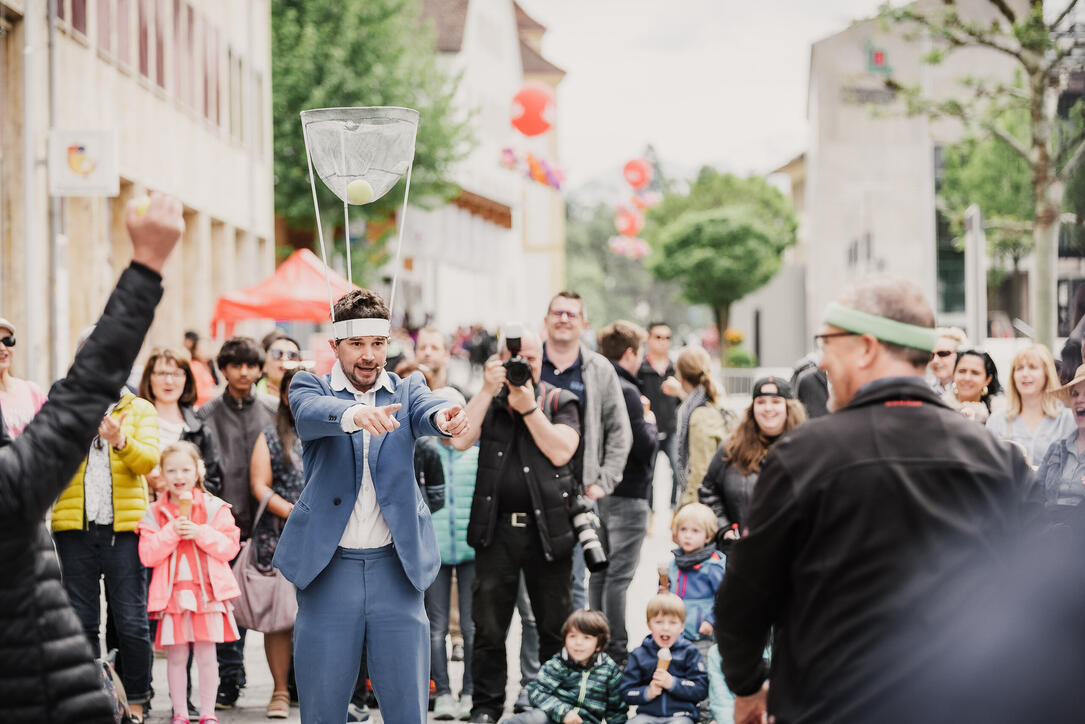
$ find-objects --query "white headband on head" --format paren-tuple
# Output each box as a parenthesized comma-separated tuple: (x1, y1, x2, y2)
(333, 318, 391, 340)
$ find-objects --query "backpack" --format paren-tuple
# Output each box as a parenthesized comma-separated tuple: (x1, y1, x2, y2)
(97, 649, 131, 724)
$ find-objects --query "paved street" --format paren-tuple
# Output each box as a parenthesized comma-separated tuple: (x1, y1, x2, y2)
(145, 457, 679, 723)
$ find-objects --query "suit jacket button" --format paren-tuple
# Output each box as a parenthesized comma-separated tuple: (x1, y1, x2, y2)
(329, 414, 337, 421)
(333, 498, 342, 505)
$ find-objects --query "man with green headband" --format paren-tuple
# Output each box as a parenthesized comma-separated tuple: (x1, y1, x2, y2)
(713, 276, 1038, 724)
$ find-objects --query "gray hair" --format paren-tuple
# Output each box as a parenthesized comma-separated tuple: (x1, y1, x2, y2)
(837, 276, 935, 367)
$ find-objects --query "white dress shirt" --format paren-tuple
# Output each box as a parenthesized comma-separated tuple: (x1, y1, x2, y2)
(332, 363, 395, 549)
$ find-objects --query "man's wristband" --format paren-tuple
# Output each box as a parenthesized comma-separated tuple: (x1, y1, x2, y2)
(519, 406, 538, 418)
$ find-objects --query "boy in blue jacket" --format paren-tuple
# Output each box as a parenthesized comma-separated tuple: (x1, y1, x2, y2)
(620, 593, 708, 723)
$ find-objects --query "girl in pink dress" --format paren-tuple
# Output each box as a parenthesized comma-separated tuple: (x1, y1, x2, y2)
(137, 441, 241, 724)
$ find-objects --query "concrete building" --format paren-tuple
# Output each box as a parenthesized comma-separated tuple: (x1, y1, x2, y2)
(0, 0, 273, 384)
(402, 0, 566, 332)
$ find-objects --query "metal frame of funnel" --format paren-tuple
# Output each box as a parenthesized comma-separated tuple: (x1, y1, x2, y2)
(300, 106, 419, 335)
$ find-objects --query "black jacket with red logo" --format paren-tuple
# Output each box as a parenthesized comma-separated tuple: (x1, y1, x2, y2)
(714, 377, 1038, 723)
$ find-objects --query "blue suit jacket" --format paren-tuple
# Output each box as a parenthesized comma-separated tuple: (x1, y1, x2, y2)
(273, 369, 448, 591)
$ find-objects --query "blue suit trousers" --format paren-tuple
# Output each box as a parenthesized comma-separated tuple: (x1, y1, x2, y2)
(294, 544, 429, 724)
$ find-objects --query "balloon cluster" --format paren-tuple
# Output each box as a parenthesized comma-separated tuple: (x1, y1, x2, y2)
(610, 158, 659, 260)
(501, 147, 564, 190)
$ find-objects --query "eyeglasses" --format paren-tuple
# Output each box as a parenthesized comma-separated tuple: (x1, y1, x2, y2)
(269, 348, 301, 361)
(0, 335, 14, 348)
(933, 350, 956, 358)
(814, 331, 858, 350)
(549, 310, 580, 320)
(151, 371, 187, 380)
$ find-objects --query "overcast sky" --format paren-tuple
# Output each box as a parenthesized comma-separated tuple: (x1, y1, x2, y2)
(516, 0, 888, 195)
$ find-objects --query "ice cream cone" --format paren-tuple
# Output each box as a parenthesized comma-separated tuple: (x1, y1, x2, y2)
(657, 647, 671, 672)
(657, 559, 670, 590)
(178, 491, 192, 518)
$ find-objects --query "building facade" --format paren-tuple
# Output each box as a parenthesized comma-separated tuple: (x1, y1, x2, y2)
(0, 0, 274, 384)
(401, 0, 565, 332)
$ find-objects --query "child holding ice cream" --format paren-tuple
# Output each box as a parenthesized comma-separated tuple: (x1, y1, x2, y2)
(505, 609, 626, 724)
(137, 441, 241, 724)
(620, 593, 708, 724)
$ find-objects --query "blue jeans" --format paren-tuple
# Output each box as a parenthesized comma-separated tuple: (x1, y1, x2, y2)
(628, 715, 695, 724)
(588, 496, 650, 662)
(425, 561, 476, 696)
(54, 527, 153, 705)
(571, 542, 587, 610)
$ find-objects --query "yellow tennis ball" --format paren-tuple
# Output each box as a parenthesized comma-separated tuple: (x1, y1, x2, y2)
(346, 179, 374, 205)
(135, 196, 151, 215)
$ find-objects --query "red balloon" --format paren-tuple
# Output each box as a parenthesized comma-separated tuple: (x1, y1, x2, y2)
(511, 83, 555, 137)
(623, 158, 652, 190)
(615, 204, 644, 237)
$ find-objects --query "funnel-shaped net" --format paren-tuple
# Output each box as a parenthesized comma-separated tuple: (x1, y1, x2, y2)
(301, 107, 419, 204)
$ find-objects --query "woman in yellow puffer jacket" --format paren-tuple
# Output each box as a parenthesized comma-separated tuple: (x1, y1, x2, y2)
(52, 388, 159, 723)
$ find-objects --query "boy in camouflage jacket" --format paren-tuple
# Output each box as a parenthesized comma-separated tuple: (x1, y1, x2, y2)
(508, 610, 627, 724)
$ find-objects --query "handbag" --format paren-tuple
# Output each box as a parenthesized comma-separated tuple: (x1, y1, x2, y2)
(231, 491, 298, 633)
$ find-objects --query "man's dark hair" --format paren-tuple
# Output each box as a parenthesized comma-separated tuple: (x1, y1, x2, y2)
(216, 336, 264, 370)
(598, 320, 647, 362)
(838, 276, 936, 368)
(647, 321, 670, 334)
(561, 609, 610, 652)
(333, 289, 390, 336)
(548, 290, 585, 319)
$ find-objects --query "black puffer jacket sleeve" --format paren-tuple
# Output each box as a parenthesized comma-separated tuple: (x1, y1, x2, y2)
(0, 263, 163, 522)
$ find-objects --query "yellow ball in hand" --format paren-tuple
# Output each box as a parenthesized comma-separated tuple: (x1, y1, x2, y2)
(135, 196, 151, 216)
(346, 179, 374, 205)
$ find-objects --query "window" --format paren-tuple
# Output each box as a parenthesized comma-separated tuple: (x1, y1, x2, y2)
(204, 23, 219, 124)
(97, 0, 112, 53)
(155, 0, 166, 88)
(71, 0, 87, 34)
(229, 50, 244, 142)
(172, 0, 184, 102)
(138, 0, 150, 78)
(116, 0, 130, 65)
(58, 0, 65, 20)
(253, 70, 264, 154)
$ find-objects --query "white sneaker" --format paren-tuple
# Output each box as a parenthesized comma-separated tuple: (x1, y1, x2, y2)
(457, 694, 473, 721)
(346, 702, 370, 722)
(434, 694, 458, 720)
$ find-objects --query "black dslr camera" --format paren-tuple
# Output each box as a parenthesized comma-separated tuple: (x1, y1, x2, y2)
(569, 495, 608, 572)
(503, 323, 533, 387)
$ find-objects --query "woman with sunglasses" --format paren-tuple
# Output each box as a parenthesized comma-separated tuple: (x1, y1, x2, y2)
(138, 348, 223, 496)
(986, 344, 1073, 468)
(928, 327, 968, 395)
(943, 349, 1002, 424)
(0, 318, 47, 438)
(256, 331, 302, 403)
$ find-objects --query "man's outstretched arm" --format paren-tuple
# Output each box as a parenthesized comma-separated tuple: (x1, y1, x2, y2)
(0, 193, 183, 522)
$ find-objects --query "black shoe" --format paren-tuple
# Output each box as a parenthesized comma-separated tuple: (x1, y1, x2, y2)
(215, 678, 241, 710)
(513, 687, 531, 713)
(451, 642, 465, 662)
(467, 714, 496, 723)
(187, 699, 199, 721)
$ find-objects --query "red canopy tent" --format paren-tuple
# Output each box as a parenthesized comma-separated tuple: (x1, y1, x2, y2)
(210, 248, 358, 337)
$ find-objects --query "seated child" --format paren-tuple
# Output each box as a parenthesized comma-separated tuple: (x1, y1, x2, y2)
(505, 609, 626, 724)
(620, 593, 708, 724)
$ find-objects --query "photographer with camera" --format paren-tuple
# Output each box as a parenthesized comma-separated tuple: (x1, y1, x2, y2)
(452, 326, 582, 724)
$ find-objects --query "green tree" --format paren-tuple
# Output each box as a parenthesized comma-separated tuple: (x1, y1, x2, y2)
(877, 1, 1085, 346)
(645, 168, 797, 343)
(272, 0, 474, 280)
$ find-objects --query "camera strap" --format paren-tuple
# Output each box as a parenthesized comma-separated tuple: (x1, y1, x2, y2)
(536, 382, 563, 421)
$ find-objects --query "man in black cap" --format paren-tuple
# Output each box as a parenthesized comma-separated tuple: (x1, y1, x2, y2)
(714, 275, 1038, 724)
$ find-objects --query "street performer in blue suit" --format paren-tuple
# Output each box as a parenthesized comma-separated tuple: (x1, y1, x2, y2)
(273, 288, 470, 724)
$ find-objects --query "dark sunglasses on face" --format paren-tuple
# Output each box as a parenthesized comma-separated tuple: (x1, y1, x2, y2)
(269, 348, 301, 361)
(933, 350, 956, 358)
(0, 336, 14, 348)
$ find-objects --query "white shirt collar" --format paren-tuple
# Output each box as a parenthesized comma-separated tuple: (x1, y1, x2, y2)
(330, 362, 393, 397)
